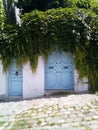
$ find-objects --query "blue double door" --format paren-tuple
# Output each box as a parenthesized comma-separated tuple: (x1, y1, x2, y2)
(8, 61, 23, 96)
(45, 51, 74, 90)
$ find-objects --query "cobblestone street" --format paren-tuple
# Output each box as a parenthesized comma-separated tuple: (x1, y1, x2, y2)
(0, 94, 98, 130)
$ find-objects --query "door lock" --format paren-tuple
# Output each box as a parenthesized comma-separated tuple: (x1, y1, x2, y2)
(15, 71, 18, 76)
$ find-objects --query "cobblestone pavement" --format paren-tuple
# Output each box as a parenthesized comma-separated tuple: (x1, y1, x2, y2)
(0, 94, 98, 130)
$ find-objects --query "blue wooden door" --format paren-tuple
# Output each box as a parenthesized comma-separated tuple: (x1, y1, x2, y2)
(58, 51, 74, 89)
(45, 51, 74, 90)
(8, 61, 23, 96)
(45, 51, 58, 89)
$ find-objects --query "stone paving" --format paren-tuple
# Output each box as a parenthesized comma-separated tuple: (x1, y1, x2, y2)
(0, 94, 98, 130)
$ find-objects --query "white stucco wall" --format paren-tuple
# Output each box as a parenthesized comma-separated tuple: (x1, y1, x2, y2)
(74, 69, 88, 92)
(23, 56, 45, 99)
(0, 61, 7, 98)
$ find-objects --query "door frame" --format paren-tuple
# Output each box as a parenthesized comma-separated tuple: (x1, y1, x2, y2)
(44, 51, 75, 90)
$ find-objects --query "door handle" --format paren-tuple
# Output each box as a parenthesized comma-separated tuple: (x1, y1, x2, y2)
(48, 67, 54, 69)
(63, 66, 68, 69)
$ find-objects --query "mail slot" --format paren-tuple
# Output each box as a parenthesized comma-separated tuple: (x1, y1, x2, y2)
(63, 66, 68, 69)
(48, 66, 54, 69)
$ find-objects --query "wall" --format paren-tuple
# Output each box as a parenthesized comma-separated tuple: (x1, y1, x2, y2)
(23, 56, 45, 98)
(74, 69, 88, 93)
(0, 61, 7, 98)
(0, 57, 89, 99)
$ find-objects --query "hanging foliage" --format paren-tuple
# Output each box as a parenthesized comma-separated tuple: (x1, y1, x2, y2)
(0, 0, 6, 28)
(0, 7, 98, 89)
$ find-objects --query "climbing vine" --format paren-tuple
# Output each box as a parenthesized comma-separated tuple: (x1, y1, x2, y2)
(0, 0, 6, 28)
(0, 7, 98, 89)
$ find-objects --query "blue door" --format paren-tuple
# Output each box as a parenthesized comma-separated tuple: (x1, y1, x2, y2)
(8, 61, 23, 96)
(45, 51, 74, 90)
(45, 51, 58, 89)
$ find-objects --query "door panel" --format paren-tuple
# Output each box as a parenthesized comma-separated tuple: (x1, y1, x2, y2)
(60, 51, 73, 63)
(45, 71, 58, 89)
(45, 51, 58, 89)
(8, 61, 23, 96)
(59, 70, 73, 89)
(59, 51, 74, 89)
(47, 51, 57, 64)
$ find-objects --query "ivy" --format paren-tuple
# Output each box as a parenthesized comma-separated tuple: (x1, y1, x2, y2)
(0, 7, 98, 89)
(0, 0, 6, 28)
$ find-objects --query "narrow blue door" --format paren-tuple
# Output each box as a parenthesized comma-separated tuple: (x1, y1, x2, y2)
(58, 51, 74, 90)
(45, 51, 58, 89)
(8, 61, 23, 96)
(45, 51, 74, 90)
